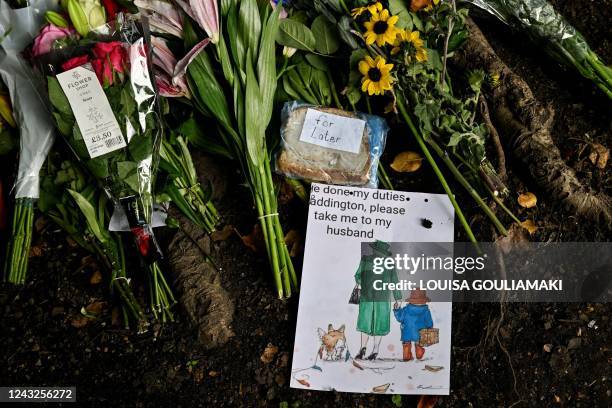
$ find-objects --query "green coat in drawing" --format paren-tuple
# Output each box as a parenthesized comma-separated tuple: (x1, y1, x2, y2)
(355, 254, 402, 336)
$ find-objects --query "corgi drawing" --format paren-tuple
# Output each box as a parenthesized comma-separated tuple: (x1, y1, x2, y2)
(317, 324, 347, 361)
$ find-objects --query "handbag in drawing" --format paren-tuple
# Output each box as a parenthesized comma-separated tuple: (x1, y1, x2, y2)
(418, 328, 439, 347)
(348, 285, 360, 304)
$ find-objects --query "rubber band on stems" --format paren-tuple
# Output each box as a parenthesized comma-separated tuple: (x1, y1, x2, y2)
(258, 212, 279, 220)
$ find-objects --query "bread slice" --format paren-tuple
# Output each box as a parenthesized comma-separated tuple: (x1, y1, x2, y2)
(277, 106, 371, 186)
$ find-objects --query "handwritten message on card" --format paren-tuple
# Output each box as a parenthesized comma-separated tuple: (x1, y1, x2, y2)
(299, 108, 366, 154)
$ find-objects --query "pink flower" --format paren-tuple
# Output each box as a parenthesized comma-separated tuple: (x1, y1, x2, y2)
(61, 55, 90, 71)
(151, 36, 190, 98)
(175, 0, 219, 43)
(32, 24, 74, 56)
(135, 0, 184, 38)
(91, 41, 128, 86)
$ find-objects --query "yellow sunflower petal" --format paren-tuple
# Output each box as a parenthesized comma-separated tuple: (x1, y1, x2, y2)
(358, 60, 371, 75)
(364, 21, 374, 30)
(368, 81, 377, 95)
(379, 9, 389, 20)
(362, 79, 370, 93)
(365, 33, 376, 45)
(388, 15, 399, 26)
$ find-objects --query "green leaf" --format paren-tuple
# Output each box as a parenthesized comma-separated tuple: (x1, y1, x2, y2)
(389, 0, 412, 30)
(305, 53, 329, 71)
(117, 161, 140, 193)
(244, 54, 263, 166)
(239, 0, 261, 67)
(311, 15, 339, 55)
(448, 132, 462, 147)
(257, 3, 280, 126)
(48, 76, 73, 117)
(0, 129, 15, 155)
(68, 189, 108, 243)
(276, 19, 315, 52)
(338, 16, 359, 49)
(128, 132, 152, 163)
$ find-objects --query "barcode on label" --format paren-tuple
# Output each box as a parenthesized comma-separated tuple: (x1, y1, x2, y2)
(105, 136, 124, 148)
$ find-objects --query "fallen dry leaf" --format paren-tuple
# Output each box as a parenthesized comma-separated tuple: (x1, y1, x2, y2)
(284, 229, 304, 257)
(70, 315, 89, 328)
(390, 151, 423, 173)
(589, 143, 609, 169)
(111, 307, 121, 326)
(543, 343, 553, 353)
(352, 360, 364, 370)
(296, 378, 310, 387)
(89, 270, 103, 285)
(210, 224, 234, 242)
(260, 343, 279, 364)
(85, 301, 107, 315)
(29, 244, 45, 258)
(239, 224, 265, 253)
(518, 192, 537, 208)
(417, 395, 439, 408)
(410, 0, 436, 12)
(520, 219, 537, 235)
(278, 180, 295, 204)
(496, 223, 530, 253)
(372, 383, 390, 393)
(423, 365, 444, 372)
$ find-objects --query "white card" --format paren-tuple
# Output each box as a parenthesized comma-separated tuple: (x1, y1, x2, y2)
(298, 108, 366, 154)
(291, 183, 455, 395)
(56, 64, 126, 158)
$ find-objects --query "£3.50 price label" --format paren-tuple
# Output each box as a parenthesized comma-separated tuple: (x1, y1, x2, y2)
(57, 64, 126, 158)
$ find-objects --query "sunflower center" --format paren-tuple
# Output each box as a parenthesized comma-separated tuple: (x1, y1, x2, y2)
(367, 68, 382, 82)
(373, 21, 389, 35)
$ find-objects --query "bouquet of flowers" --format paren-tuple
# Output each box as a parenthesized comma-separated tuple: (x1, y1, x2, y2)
(38, 15, 162, 261)
(1, 0, 57, 283)
(464, 0, 612, 99)
(32, 14, 175, 319)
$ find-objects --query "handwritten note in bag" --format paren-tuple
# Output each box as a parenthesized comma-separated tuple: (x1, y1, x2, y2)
(298, 108, 366, 154)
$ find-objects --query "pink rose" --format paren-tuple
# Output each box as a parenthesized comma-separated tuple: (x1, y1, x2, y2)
(32, 24, 73, 57)
(61, 55, 90, 71)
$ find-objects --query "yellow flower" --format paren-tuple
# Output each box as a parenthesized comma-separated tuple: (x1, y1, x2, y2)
(415, 47, 428, 62)
(359, 55, 394, 96)
(391, 30, 428, 63)
(351, 2, 383, 18)
(363, 9, 400, 46)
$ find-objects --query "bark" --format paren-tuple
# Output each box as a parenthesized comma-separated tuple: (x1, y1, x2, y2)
(455, 18, 612, 227)
(166, 153, 234, 349)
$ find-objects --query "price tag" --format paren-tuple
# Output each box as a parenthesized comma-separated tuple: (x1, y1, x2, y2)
(56, 64, 126, 158)
(298, 108, 366, 154)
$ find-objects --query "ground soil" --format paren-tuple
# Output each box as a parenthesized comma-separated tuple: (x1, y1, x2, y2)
(0, 1, 610, 407)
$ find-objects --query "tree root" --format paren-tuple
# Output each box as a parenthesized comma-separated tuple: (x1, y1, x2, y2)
(167, 218, 235, 349)
(455, 18, 612, 227)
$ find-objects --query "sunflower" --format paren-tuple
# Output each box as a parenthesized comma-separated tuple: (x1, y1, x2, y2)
(351, 1, 383, 18)
(391, 30, 428, 63)
(359, 55, 394, 95)
(363, 9, 400, 46)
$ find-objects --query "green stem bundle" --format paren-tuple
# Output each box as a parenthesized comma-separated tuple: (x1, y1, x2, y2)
(4, 198, 34, 284)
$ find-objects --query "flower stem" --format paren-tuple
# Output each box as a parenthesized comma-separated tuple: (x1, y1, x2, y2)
(396, 98, 478, 245)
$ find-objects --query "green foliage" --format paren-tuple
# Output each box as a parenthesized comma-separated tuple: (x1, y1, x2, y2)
(276, 18, 316, 52)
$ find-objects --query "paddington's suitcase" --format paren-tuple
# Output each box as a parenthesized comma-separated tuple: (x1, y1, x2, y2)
(418, 328, 439, 347)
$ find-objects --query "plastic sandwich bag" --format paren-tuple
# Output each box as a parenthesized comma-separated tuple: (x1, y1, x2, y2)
(275, 101, 389, 189)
